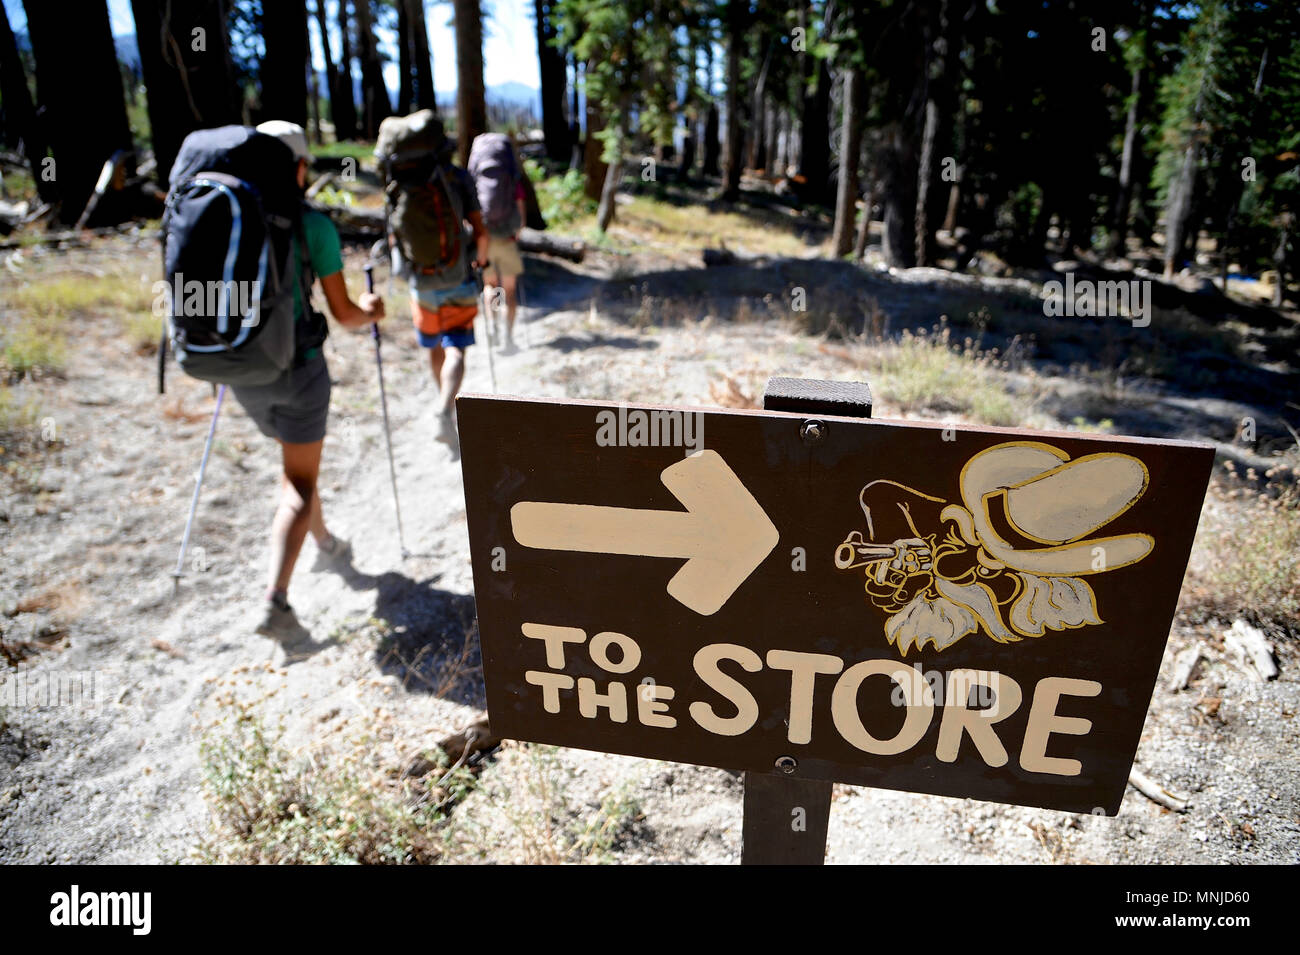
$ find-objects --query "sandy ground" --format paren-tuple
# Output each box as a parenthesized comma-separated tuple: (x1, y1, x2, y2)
(1, 240, 1297, 864)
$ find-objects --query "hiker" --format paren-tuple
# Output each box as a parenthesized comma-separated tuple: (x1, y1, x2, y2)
(468, 132, 527, 355)
(376, 111, 490, 451)
(211, 122, 385, 636)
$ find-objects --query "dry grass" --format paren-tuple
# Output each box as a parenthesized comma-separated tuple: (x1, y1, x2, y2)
(445, 742, 644, 864)
(862, 324, 1030, 427)
(196, 685, 473, 865)
(1182, 464, 1300, 634)
(609, 195, 813, 258)
(0, 271, 152, 380)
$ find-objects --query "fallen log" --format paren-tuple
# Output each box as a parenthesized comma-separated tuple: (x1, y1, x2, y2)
(320, 202, 585, 261)
(517, 228, 584, 262)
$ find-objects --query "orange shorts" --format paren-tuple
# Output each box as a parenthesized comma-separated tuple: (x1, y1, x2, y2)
(410, 276, 479, 336)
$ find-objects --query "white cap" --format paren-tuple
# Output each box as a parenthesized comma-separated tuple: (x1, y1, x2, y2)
(255, 120, 311, 163)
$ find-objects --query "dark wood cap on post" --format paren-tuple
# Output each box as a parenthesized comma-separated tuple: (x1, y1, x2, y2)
(762, 377, 873, 418)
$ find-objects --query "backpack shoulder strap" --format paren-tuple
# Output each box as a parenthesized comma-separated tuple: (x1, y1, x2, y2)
(295, 213, 317, 305)
(435, 163, 465, 224)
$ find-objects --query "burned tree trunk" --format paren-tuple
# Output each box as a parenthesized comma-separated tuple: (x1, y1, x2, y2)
(23, 0, 134, 224)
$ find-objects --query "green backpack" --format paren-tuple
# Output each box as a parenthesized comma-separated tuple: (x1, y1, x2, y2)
(375, 111, 463, 271)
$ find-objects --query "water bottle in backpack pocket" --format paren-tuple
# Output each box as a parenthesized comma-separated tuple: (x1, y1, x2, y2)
(163, 126, 305, 387)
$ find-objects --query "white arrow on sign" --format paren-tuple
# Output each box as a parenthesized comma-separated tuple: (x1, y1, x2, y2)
(510, 449, 779, 616)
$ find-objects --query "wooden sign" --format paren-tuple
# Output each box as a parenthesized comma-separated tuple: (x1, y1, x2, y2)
(457, 394, 1214, 815)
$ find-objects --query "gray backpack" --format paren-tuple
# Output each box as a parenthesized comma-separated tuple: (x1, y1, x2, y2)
(468, 132, 521, 236)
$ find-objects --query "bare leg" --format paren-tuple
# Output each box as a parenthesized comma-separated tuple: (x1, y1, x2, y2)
(501, 274, 518, 345)
(268, 439, 324, 596)
(428, 345, 445, 386)
(308, 487, 329, 543)
(437, 346, 466, 416)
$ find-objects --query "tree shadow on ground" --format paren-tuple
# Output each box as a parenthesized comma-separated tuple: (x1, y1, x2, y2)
(593, 257, 1299, 439)
(544, 332, 657, 353)
(516, 255, 602, 312)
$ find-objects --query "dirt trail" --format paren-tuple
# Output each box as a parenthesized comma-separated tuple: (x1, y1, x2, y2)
(1, 244, 1296, 864)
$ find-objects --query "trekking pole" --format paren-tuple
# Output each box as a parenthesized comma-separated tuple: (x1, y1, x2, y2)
(367, 264, 410, 559)
(172, 384, 226, 592)
(473, 264, 498, 394)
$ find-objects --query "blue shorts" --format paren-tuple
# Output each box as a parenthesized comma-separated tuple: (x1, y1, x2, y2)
(417, 327, 476, 350)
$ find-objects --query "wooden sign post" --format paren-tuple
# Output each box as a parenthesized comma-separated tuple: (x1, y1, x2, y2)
(739, 377, 874, 864)
(456, 378, 1214, 864)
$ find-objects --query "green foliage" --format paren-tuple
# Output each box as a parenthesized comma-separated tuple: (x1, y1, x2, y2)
(310, 141, 376, 164)
(526, 161, 595, 227)
(553, 0, 688, 160)
(1153, 0, 1300, 270)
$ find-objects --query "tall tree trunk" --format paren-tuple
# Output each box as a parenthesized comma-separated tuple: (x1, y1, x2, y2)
(397, 0, 414, 114)
(831, 67, 865, 256)
(307, 20, 322, 144)
(880, 122, 919, 268)
(129, 0, 239, 184)
(678, 117, 696, 181)
(1272, 216, 1291, 307)
(0, 0, 55, 201)
(535, 0, 570, 162)
(721, 0, 746, 201)
(261, 0, 309, 127)
(701, 42, 720, 177)
(355, 0, 392, 137)
(796, 4, 832, 206)
(764, 98, 779, 176)
(311, 1, 342, 141)
(914, 98, 940, 266)
(569, 54, 583, 169)
(749, 40, 771, 172)
(334, 0, 359, 139)
(854, 177, 877, 259)
(596, 124, 624, 232)
(1110, 36, 1147, 257)
(23, 0, 133, 223)
(453, 0, 487, 165)
(914, 0, 957, 267)
(582, 63, 607, 200)
(405, 0, 436, 111)
(1163, 118, 1204, 279)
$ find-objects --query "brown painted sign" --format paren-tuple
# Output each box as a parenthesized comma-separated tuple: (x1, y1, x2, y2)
(457, 394, 1214, 815)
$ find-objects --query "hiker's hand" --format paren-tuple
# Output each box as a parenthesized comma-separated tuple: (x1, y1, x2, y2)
(476, 235, 491, 271)
(359, 292, 385, 320)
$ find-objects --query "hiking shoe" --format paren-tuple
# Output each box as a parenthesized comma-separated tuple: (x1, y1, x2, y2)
(255, 598, 301, 639)
(499, 338, 518, 356)
(434, 410, 458, 451)
(312, 535, 352, 572)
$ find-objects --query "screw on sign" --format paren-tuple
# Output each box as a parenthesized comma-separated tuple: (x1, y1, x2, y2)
(455, 378, 1214, 864)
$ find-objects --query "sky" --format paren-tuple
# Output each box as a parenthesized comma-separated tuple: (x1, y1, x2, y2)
(5, 0, 543, 93)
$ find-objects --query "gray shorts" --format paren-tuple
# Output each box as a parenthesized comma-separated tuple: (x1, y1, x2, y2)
(230, 357, 332, 444)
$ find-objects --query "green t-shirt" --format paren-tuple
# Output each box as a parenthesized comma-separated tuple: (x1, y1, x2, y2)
(289, 210, 343, 361)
